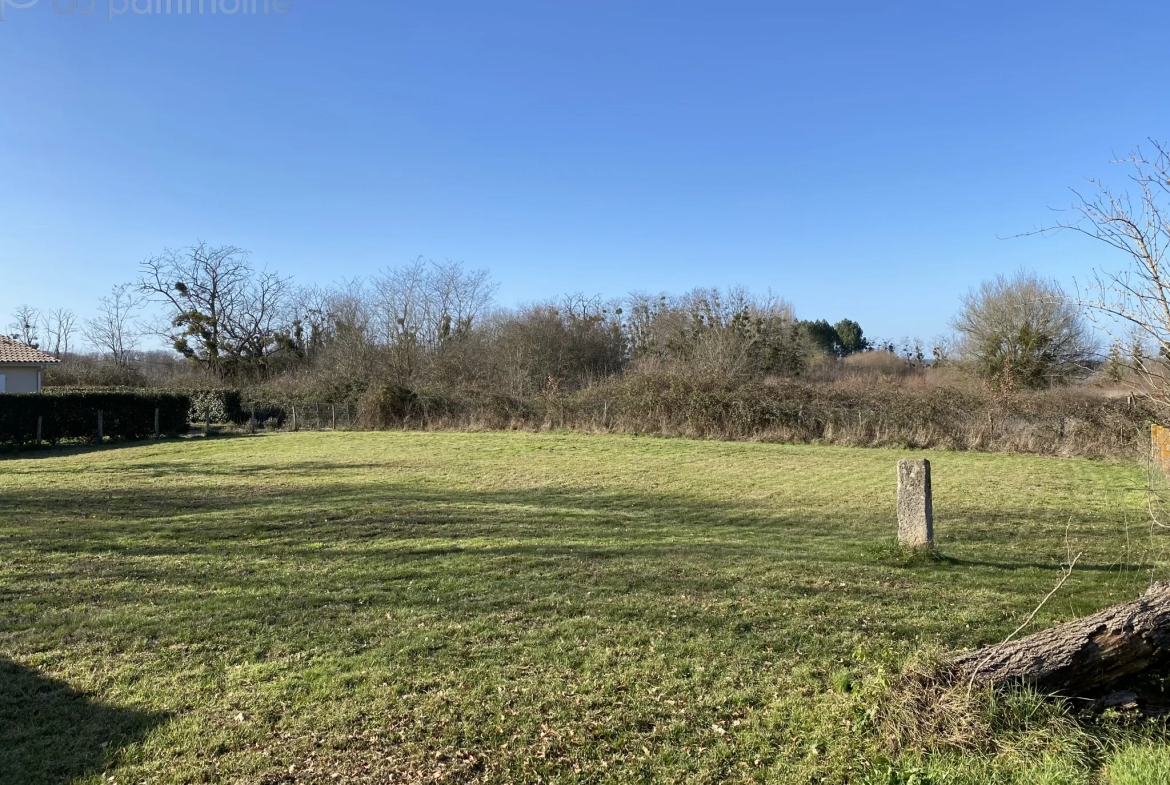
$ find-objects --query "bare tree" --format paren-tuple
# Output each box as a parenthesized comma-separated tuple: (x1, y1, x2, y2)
(288, 280, 378, 380)
(624, 287, 805, 379)
(1032, 141, 1170, 409)
(372, 258, 496, 381)
(951, 270, 1093, 390)
(40, 308, 77, 358)
(373, 259, 495, 348)
(427, 259, 496, 348)
(8, 304, 40, 346)
(373, 258, 428, 350)
(137, 242, 291, 379)
(84, 284, 141, 368)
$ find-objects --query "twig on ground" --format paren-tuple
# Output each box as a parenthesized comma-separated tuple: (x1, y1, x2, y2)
(965, 525, 1082, 695)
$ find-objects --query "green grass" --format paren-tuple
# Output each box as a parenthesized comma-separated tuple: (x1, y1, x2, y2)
(1, 432, 1168, 783)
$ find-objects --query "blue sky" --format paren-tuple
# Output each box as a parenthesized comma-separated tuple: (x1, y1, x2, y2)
(2, 0, 1168, 348)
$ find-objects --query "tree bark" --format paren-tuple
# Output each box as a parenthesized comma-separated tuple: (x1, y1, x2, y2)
(950, 582, 1170, 695)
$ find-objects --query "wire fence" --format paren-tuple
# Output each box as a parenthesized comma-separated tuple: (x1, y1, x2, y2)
(224, 402, 358, 434)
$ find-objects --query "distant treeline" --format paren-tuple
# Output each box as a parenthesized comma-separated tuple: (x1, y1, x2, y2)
(32, 247, 896, 398)
(11, 244, 1150, 459)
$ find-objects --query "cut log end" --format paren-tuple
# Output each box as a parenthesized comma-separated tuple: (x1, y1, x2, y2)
(948, 582, 1170, 696)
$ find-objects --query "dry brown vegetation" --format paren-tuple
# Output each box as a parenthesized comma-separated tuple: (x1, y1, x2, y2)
(330, 362, 1151, 460)
(26, 254, 1159, 461)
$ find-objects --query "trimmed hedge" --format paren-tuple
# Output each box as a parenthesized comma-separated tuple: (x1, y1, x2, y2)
(0, 391, 191, 446)
(47, 386, 244, 424)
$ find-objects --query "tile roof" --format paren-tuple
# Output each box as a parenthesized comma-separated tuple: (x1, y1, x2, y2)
(0, 335, 60, 364)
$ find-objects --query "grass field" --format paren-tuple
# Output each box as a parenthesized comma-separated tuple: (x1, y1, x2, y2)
(2, 432, 1170, 784)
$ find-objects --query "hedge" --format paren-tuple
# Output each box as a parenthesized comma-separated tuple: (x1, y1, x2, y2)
(186, 388, 243, 423)
(47, 386, 244, 424)
(0, 391, 192, 446)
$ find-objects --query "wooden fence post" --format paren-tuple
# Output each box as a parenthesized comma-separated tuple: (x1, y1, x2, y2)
(292, 406, 298, 432)
(204, 411, 211, 436)
(249, 405, 256, 434)
(332, 405, 337, 430)
(36, 416, 42, 445)
(154, 408, 160, 439)
(97, 410, 103, 442)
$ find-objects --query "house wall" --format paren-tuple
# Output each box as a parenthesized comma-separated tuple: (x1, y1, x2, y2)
(0, 366, 42, 393)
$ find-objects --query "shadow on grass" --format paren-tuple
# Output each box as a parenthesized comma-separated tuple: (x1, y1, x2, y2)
(0, 431, 265, 462)
(861, 540, 1149, 573)
(0, 477, 1148, 571)
(0, 464, 1161, 680)
(938, 555, 1148, 572)
(0, 440, 170, 461)
(0, 659, 166, 785)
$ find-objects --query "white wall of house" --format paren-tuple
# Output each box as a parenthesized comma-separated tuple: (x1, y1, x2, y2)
(0, 366, 43, 393)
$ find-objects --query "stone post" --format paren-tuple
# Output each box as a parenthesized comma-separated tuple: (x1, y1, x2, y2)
(897, 459, 934, 549)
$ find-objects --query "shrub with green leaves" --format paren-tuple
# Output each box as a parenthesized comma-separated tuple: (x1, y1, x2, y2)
(188, 391, 229, 425)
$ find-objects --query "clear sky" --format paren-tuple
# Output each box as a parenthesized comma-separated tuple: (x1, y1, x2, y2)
(2, 0, 1168, 348)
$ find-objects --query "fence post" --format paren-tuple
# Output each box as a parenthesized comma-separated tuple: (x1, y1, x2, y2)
(332, 404, 337, 430)
(36, 416, 42, 445)
(97, 410, 103, 442)
(154, 408, 160, 439)
(292, 406, 298, 432)
(249, 404, 256, 435)
(204, 411, 211, 436)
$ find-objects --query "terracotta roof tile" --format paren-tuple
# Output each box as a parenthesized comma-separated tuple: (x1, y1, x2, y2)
(0, 335, 60, 364)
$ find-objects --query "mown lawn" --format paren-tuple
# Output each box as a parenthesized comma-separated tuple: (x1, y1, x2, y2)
(1, 432, 1169, 784)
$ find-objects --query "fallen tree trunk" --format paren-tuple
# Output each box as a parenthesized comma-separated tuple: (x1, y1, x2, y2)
(950, 581, 1170, 695)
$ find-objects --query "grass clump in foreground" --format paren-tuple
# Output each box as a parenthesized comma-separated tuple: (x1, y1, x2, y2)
(1, 431, 1169, 784)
